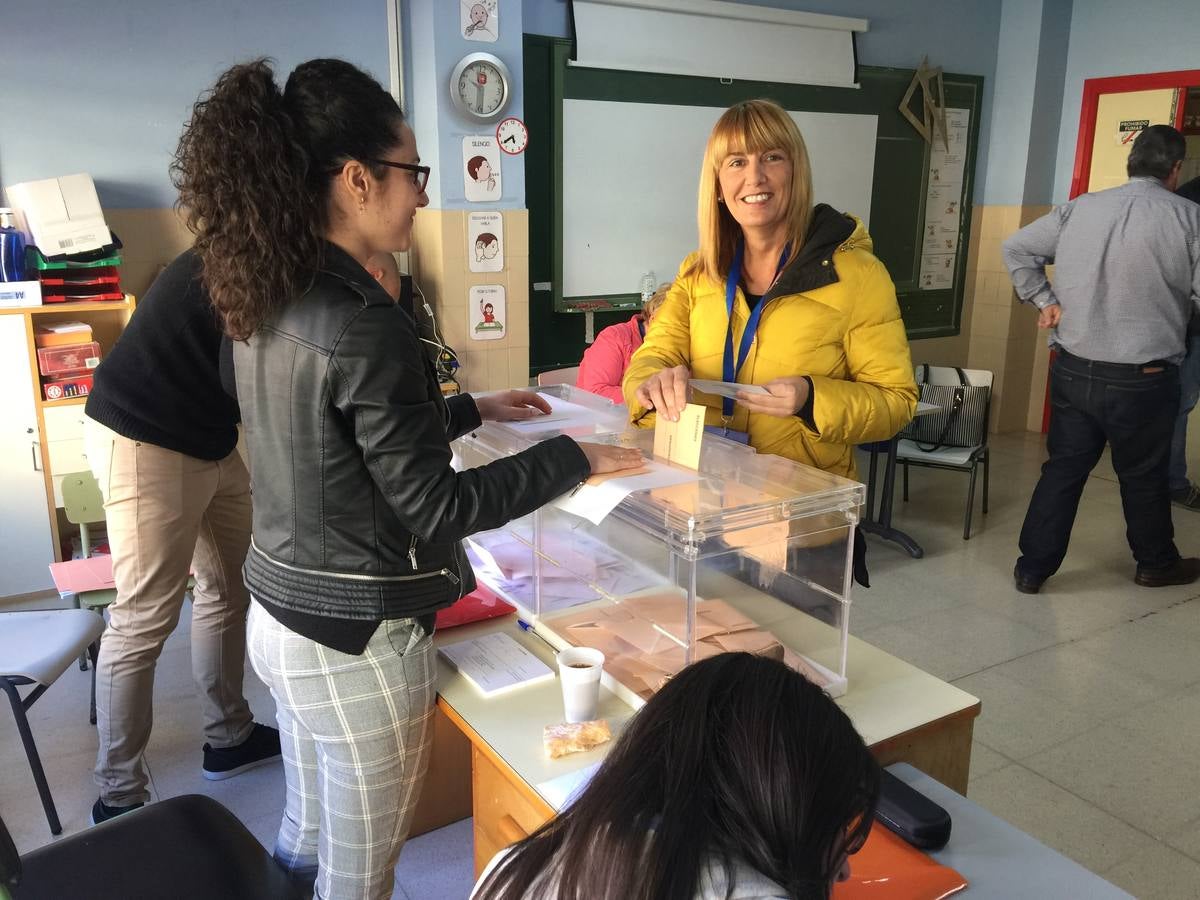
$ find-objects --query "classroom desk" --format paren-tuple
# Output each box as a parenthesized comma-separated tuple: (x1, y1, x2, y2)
(432, 614, 980, 877)
(860, 400, 939, 559)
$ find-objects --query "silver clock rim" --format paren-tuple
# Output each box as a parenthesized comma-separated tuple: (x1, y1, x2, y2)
(449, 52, 512, 122)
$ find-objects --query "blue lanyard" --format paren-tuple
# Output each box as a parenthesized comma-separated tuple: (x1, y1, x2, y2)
(722, 242, 790, 418)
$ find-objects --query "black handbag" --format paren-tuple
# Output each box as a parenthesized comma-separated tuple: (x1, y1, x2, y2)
(899, 365, 988, 452)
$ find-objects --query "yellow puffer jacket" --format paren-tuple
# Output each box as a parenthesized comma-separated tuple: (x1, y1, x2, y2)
(622, 207, 917, 482)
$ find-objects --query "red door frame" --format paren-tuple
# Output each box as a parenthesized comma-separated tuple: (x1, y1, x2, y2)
(1042, 68, 1200, 432)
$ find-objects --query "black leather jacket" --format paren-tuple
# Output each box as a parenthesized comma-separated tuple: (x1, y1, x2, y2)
(234, 244, 590, 621)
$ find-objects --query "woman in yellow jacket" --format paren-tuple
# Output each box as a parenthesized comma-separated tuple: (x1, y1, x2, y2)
(623, 99, 916, 583)
(624, 99, 916, 478)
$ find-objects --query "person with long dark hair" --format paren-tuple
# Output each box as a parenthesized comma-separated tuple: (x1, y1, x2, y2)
(473, 652, 880, 900)
(171, 57, 642, 899)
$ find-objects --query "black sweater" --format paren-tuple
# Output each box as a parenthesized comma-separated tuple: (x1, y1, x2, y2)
(85, 249, 239, 459)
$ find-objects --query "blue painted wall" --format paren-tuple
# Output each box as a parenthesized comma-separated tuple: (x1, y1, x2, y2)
(409, 0, 527, 210)
(1052, 0, 1200, 202)
(1, 0, 390, 209)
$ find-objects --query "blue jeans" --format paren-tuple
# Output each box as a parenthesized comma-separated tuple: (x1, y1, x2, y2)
(1168, 333, 1200, 492)
(1018, 352, 1180, 579)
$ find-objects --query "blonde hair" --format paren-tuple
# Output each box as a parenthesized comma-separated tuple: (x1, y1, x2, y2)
(689, 99, 814, 285)
(643, 282, 671, 320)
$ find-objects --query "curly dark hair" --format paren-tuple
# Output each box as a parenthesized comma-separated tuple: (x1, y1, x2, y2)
(171, 58, 404, 339)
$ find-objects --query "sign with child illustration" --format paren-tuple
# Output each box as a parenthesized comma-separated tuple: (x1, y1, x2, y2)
(468, 212, 504, 273)
(469, 284, 506, 341)
(462, 136, 502, 202)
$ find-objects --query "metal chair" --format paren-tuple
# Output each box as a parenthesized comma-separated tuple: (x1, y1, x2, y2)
(0, 794, 303, 899)
(536, 365, 581, 387)
(60, 471, 106, 671)
(0, 610, 104, 836)
(897, 367, 993, 540)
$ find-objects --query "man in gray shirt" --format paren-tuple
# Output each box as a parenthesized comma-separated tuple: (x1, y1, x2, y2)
(1003, 125, 1200, 594)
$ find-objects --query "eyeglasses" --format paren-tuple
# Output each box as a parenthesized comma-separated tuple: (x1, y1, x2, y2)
(326, 159, 430, 193)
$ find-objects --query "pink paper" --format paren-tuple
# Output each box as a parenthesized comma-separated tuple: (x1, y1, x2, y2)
(48, 555, 115, 594)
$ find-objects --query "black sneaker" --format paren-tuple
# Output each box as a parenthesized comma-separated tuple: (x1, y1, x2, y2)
(90, 797, 143, 826)
(1171, 483, 1200, 511)
(202, 723, 282, 781)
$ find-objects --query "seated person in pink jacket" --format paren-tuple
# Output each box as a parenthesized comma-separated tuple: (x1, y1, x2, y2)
(576, 284, 668, 403)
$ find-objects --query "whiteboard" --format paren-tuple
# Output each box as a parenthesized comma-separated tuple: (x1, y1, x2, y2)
(562, 100, 878, 299)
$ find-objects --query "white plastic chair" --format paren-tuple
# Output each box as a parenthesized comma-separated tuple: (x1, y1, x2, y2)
(897, 366, 993, 540)
(0, 610, 105, 836)
(536, 366, 580, 387)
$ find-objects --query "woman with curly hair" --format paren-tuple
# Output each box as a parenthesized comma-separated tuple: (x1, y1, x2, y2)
(172, 57, 642, 899)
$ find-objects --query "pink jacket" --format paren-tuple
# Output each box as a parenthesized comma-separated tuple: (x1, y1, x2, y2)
(575, 315, 644, 404)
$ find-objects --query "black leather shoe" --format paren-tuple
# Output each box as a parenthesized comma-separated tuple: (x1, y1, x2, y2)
(1013, 565, 1044, 595)
(1134, 557, 1200, 588)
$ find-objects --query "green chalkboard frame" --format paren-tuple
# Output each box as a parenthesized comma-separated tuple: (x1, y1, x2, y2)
(528, 35, 982, 346)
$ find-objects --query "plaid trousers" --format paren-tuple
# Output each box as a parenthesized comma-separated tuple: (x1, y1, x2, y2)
(247, 600, 436, 900)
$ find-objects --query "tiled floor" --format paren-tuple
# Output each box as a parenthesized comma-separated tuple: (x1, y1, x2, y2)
(3, 429, 1199, 898)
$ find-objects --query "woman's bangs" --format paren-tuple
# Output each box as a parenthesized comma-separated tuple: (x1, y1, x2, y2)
(710, 105, 798, 165)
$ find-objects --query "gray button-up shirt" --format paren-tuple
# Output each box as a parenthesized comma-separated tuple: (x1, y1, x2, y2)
(1002, 176, 1200, 364)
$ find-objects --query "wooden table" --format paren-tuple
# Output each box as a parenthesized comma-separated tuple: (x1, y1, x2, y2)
(422, 614, 980, 878)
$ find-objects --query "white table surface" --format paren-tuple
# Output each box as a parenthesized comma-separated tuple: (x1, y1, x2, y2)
(435, 613, 979, 809)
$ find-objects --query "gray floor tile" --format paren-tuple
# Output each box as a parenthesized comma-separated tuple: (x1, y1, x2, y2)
(967, 763, 1159, 876)
(1106, 689, 1200, 763)
(396, 817, 475, 900)
(1102, 842, 1200, 900)
(1023, 722, 1200, 837)
(967, 740, 1010, 783)
(1068, 617, 1200, 690)
(953, 668, 1098, 759)
(981, 642, 1161, 724)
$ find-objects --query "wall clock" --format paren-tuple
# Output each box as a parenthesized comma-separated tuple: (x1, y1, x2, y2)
(496, 117, 529, 155)
(450, 52, 511, 121)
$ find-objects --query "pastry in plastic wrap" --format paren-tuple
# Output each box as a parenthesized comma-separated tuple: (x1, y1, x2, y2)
(543, 719, 612, 758)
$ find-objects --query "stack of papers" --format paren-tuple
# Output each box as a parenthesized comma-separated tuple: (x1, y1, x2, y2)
(438, 632, 555, 697)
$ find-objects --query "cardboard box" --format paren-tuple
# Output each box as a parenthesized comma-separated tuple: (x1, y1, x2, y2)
(43, 374, 93, 401)
(35, 321, 93, 348)
(6, 174, 111, 257)
(0, 280, 42, 308)
(37, 341, 101, 378)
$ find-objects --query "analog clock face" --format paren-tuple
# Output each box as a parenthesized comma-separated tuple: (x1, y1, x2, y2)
(496, 117, 529, 155)
(457, 61, 506, 117)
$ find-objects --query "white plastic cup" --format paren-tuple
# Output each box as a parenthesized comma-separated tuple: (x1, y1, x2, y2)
(556, 647, 605, 723)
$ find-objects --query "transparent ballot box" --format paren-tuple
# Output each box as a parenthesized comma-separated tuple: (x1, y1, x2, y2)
(454, 401, 863, 705)
(470, 383, 629, 450)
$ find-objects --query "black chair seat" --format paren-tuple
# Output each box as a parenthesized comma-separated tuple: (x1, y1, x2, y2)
(10, 795, 301, 900)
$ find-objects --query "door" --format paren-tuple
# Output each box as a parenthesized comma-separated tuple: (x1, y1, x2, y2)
(0, 314, 55, 595)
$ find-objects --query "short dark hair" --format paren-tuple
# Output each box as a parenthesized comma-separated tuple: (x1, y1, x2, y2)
(1127, 125, 1186, 180)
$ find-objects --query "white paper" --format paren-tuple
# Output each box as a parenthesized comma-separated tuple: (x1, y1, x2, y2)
(468, 211, 504, 273)
(438, 632, 554, 696)
(537, 762, 601, 811)
(919, 108, 970, 291)
(503, 395, 616, 433)
(554, 461, 701, 526)
(688, 379, 770, 400)
(463, 136, 502, 202)
(461, 0, 498, 41)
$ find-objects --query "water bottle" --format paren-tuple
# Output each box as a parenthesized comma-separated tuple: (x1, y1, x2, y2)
(0, 209, 26, 282)
(640, 271, 656, 305)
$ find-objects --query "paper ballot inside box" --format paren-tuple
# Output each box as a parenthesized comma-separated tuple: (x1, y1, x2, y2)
(6, 174, 111, 256)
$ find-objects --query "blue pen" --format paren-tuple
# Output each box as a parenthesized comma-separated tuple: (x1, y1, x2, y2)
(516, 618, 534, 632)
